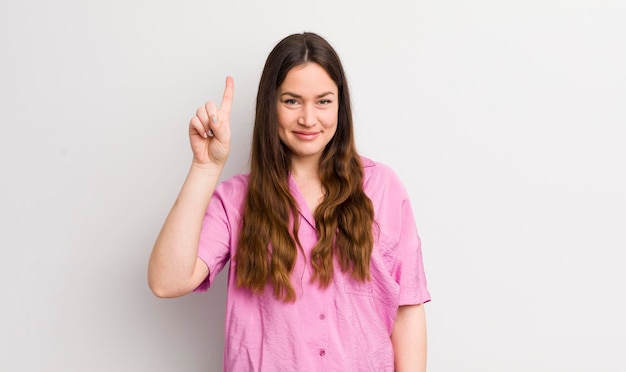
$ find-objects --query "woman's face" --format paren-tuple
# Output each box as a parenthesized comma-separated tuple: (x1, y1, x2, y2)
(276, 62, 339, 163)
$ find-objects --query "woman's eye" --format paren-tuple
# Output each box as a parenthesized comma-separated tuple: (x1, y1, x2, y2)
(318, 99, 332, 105)
(284, 99, 298, 105)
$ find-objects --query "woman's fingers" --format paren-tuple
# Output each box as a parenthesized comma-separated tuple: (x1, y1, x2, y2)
(193, 106, 210, 138)
(189, 77, 234, 139)
(190, 100, 218, 139)
(219, 76, 234, 114)
(204, 101, 218, 137)
(187, 77, 234, 162)
(190, 115, 208, 139)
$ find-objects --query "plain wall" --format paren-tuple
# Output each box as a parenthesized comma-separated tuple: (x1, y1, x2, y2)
(1, 0, 625, 371)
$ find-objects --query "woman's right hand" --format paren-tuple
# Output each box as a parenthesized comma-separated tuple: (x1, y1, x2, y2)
(188, 76, 234, 167)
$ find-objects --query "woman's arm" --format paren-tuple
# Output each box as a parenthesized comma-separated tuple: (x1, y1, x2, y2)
(147, 77, 234, 298)
(148, 164, 222, 298)
(391, 303, 427, 372)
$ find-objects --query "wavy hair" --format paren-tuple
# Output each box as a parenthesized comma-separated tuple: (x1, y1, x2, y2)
(235, 32, 375, 302)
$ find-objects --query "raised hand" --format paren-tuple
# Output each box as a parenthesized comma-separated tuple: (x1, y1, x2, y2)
(188, 76, 234, 167)
(148, 76, 234, 297)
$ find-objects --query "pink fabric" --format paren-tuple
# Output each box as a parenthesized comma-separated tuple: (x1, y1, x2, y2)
(196, 157, 430, 371)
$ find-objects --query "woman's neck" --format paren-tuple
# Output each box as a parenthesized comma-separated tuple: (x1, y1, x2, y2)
(290, 155, 321, 181)
(290, 156, 324, 213)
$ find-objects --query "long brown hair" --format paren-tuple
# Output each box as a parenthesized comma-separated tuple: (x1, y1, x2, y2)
(235, 32, 375, 302)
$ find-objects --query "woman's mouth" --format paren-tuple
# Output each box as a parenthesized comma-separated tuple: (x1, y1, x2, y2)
(293, 131, 320, 140)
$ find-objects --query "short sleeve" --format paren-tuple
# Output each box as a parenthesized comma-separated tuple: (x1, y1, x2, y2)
(392, 197, 431, 305)
(193, 176, 246, 292)
(363, 158, 431, 306)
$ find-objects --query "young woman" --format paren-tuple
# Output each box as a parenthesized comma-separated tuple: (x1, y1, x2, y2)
(148, 32, 430, 371)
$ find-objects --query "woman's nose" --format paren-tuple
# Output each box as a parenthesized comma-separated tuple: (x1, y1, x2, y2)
(298, 105, 316, 126)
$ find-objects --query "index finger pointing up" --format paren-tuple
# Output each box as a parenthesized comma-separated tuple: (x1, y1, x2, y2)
(220, 76, 234, 113)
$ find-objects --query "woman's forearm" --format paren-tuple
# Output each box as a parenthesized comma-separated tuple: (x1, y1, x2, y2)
(392, 303, 427, 372)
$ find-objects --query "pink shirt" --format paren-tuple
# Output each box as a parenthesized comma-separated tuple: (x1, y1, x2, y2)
(195, 157, 430, 371)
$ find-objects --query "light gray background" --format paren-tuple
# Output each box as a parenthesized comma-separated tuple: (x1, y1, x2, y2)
(2, 0, 625, 371)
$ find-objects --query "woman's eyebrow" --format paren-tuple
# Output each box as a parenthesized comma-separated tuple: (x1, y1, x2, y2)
(280, 91, 335, 98)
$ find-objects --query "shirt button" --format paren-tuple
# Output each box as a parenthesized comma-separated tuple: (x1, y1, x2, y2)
(319, 313, 325, 320)
(319, 349, 326, 357)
